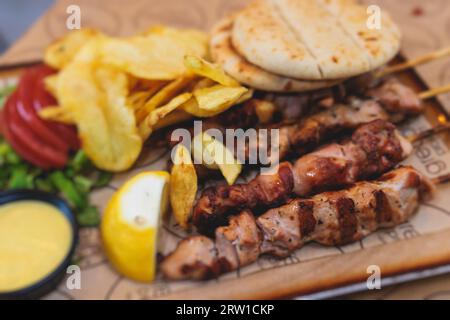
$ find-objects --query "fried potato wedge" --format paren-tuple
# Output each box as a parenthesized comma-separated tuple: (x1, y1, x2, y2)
(152, 110, 193, 131)
(170, 144, 198, 230)
(139, 92, 193, 140)
(192, 132, 242, 185)
(44, 28, 100, 69)
(136, 75, 195, 122)
(182, 84, 249, 117)
(184, 55, 240, 87)
(192, 132, 219, 170)
(38, 106, 75, 124)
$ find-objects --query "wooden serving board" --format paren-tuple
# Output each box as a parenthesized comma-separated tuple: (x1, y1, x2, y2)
(1, 0, 450, 300)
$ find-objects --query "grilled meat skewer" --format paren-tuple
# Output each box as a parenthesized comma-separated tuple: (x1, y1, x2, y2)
(246, 78, 422, 163)
(162, 166, 435, 280)
(194, 119, 412, 234)
(169, 78, 422, 170)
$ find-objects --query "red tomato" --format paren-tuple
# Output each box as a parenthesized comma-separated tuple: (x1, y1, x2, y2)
(32, 65, 80, 150)
(2, 64, 82, 169)
(0, 109, 4, 137)
(15, 66, 70, 152)
(3, 91, 66, 169)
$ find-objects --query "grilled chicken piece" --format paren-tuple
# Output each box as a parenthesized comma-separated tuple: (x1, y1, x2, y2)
(194, 119, 412, 234)
(258, 166, 434, 254)
(367, 77, 422, 116)
(273, 99, 389, 162)
(161, 166, 435, 280)
(251, 78, 422, 163)
(160, 236, 219, 281)
(215, 210, 261, 272)
(168, 78, 420, 175)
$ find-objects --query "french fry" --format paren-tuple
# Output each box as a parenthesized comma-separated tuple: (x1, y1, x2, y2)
(136, 75, 196, 122)
(38, 106, 75, 125)
(153, 110, 193, 130)
(182, 85, 249, 117)
(139, 92, 193, 139)
(184, 55, 240, 87)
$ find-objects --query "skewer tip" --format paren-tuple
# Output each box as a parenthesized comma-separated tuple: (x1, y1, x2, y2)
(432, 173, 450, 185)
(408, 122, 450, 143)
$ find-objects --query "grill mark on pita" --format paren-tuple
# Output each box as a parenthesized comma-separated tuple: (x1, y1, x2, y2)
(210, 15, 340, 92)
(316, 0, 373, 70)
(269, 0, 324, 78)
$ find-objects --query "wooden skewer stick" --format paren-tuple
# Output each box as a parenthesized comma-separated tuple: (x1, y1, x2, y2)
(432, 173, 450, 185)
(418, 83, 450, 100)
(376, 47, 450, 78)
(407, 122, 450, 143)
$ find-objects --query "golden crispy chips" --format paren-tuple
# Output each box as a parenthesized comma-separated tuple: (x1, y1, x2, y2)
(55, 56, 142, 172)
(44, 28, 100, 69)
(41, 26, 251, 173)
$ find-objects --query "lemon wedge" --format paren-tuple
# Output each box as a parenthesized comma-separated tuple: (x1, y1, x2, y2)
(101, 171, 170, 282)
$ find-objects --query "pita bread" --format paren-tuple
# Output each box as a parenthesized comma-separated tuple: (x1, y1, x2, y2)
(210, 17, 341, 92)
(318, 0, 401, 70)
(231, 0, 323, 80)
(232, 0, 401, 80)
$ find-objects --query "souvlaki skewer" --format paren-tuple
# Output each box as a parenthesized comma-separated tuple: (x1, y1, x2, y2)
(254, 79, 450, 163)
(168, 79, 450, 182)
(168, 68, 450, 177)
(162, 166, 444, 281)
(193, 119, 450, 234)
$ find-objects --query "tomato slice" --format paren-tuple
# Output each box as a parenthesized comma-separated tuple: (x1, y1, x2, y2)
(3, 92, 60, 169)
(5, 90, 68, 169)
(0, 109, 4, 137)
(15, 66, 70, 152)
(32, 65, 80, 150)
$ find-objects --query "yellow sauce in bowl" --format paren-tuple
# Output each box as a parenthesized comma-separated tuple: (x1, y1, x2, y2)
(0, 200, 73, 293)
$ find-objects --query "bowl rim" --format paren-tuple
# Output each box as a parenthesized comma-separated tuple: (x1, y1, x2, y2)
(0, 189, 78, 299)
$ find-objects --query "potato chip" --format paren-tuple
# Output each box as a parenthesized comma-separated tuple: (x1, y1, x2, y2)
(141, 26, 208, 58)
(139, 93, 193, 140)
(182, 85, 249, 117)
(38, 106, 75, 124)
(56, 61, 142, 172)
(136, 75, 195, 122)
(184, 55, 240, 87)
(99, 28, 207, 80)
(44, 28, 100, 69)
(170, 144, 198, 230)
(43, 26, 249, 173)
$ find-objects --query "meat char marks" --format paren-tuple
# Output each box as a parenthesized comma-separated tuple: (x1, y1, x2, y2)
(161, 166, 434, 280)
(193, 119, 412, 234)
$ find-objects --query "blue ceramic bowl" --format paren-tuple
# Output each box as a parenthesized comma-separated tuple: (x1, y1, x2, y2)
(0, 190, 78, 299)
